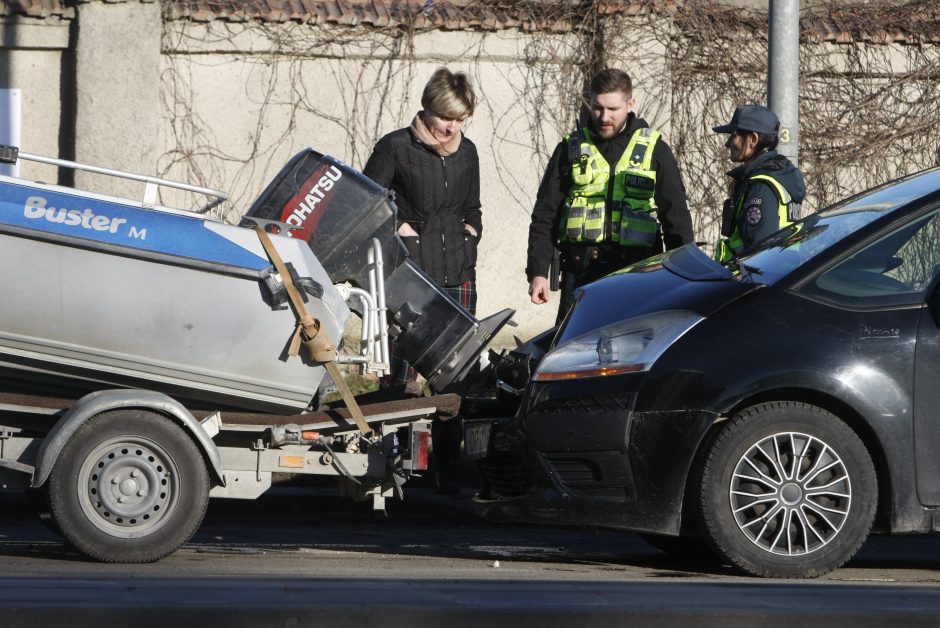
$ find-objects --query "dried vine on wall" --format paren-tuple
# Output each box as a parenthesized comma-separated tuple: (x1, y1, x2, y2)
(160, 16, 425, 220)
(158, 0, 940, 246)
(657, 0, 940, 242)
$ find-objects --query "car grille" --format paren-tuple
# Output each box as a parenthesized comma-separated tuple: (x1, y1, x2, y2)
(545, 453, 632, 499)
(532, 393, 636, 415)
(479, 451, 529, 497)
(546, 457, 598, 483)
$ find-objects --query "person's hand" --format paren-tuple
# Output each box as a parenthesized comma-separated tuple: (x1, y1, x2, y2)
(528, 276, 550, 304)
(464, 224, 478, 237)
(397, 222, 419, 238)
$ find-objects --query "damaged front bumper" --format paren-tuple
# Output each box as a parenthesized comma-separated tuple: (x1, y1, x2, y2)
(473, 406, 719, 536)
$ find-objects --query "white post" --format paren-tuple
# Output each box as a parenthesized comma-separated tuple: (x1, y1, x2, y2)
(0, 88, 21, 177)
(768, 0, 800, 166)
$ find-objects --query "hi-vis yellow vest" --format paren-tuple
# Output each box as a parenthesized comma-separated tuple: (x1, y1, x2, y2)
(561, 127, 661, 247)
(715, 174, 793, 263)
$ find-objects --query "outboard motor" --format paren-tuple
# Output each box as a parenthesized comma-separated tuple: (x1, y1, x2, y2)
(242, 149, 513, 392)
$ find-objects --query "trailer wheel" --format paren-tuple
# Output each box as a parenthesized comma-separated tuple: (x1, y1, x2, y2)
(47, 409, 209, 563)
(26, 487, 62, 538)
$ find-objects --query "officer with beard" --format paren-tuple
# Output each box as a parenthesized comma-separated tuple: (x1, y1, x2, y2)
(526, 68, 693, 323)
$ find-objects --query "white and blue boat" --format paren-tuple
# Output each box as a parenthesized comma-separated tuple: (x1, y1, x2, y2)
(0, 147, 349, 413)
(0, 147, 512, 413)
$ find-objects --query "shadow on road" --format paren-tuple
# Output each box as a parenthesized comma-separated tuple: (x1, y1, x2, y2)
(3, 483, 940, 581)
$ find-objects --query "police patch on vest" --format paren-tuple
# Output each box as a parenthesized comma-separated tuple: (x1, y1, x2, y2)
(624, 174, 655, 191)
(745, 202, 763, 226)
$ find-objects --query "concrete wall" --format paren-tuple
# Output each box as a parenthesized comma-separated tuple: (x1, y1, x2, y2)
(0, 2, 161, 197)
(3, 1, 938, 349)
(168, 19, 938, 349)
(159, 20, 610, 342)
(73, 0, 161, 198)
(0, 16, 69, 183)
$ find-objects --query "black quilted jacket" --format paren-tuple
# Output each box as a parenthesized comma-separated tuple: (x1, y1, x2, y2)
(363, 126, 482, 287)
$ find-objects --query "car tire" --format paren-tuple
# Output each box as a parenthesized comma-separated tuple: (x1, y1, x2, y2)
(698, 401, 876, 578)
(47, 409, 210, 563)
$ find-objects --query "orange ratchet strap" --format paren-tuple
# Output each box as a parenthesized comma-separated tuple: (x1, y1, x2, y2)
(254, 226, 373, 438)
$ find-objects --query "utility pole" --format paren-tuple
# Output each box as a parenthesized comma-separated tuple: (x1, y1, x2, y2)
(768, 0, 800, 167)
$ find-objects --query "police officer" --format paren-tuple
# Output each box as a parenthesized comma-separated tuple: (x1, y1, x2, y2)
(526, 68, 693, 323)
(713, 104, 806, 262)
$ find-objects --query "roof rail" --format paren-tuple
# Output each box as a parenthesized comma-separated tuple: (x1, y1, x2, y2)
(0, 144, 228, 215)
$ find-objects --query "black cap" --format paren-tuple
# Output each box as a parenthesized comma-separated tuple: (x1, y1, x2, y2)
(713, 104, 780, 135)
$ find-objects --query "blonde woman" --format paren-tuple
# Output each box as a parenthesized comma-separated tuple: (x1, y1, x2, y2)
(363, 67, 481, 493)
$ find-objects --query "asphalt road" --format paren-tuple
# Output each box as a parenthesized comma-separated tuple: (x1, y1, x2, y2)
(3, 480, 940, 626)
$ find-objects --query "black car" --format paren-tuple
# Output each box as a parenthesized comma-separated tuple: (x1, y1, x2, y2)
(472, 167, 940, 578)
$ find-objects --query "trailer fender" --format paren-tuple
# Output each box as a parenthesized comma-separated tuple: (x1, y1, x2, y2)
(31, 389, 225, 488)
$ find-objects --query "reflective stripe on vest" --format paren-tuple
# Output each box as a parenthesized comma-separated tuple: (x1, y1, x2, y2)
(716, 173, 793, 263)
(561, 127, 661, 247)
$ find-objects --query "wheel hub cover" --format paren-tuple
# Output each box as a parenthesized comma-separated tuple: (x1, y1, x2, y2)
(84, 442, 173, 530)
(729, 431, 851, 556)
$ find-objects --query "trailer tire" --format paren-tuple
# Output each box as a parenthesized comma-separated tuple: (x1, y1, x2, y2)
(26, 487, 62, 538)
(48, 409, 210, 563)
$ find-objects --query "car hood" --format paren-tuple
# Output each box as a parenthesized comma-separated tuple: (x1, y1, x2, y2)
(558, 244, 759, 343)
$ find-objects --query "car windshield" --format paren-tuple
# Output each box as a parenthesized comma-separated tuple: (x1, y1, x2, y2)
(732, 168, 940, 283)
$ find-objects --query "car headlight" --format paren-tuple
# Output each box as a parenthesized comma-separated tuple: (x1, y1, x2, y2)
(532, 310, 703, 382)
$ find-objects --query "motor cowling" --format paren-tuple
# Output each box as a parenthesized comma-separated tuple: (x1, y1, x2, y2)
(242, 149, 512, 391)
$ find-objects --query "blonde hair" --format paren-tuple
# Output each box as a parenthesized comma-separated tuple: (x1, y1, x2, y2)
(421, 67, 476, 120)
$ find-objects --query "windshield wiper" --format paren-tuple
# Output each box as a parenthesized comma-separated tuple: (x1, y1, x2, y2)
(726, 259, 764, 283)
